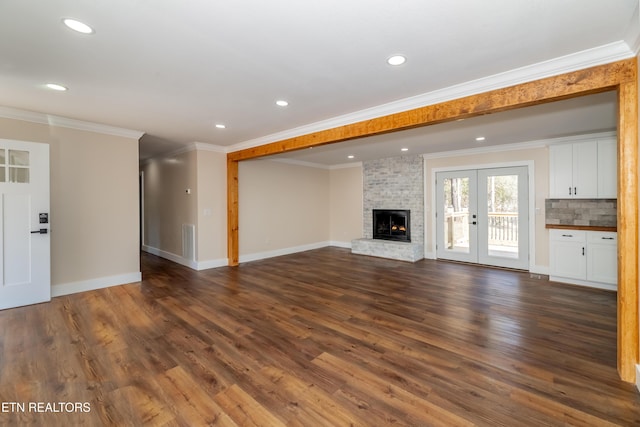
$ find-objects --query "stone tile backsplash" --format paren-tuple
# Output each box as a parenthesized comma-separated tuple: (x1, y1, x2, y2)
(545, 199, 617, 227)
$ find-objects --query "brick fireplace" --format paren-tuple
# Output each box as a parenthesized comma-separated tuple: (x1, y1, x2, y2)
(352, 155, 424, 262)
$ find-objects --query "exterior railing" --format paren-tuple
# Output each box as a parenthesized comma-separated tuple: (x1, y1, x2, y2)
(444, 212, 518, 248)
(487, 213, 518, 246)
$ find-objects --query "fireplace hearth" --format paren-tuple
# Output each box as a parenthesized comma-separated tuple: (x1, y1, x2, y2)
(373, 209, 410, 242)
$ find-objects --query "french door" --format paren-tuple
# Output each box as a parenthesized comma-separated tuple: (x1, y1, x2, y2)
(435, 166, 529, 270)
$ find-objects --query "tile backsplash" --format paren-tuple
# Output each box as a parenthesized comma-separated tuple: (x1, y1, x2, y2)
(545, 199, 617, 227)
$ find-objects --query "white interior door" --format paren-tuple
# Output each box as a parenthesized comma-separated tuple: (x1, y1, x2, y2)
(0, 140, 50, 310)
(436, 166, 529, 270)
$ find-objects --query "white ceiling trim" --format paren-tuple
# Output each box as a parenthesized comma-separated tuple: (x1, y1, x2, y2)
(422, 131, 617, 160)
(625, 1, 640, 54)
(0, 105, 144, 140)
(329, 162, 363, 170)
(268, 158, 332, 170)
(143, 141, 227, 163)
(228, 41, 633, 154)
(193, 142, 227, 153)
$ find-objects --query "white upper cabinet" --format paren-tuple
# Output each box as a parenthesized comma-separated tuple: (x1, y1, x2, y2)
(549, 138, 616, 199)
(597, 138, 617, 198)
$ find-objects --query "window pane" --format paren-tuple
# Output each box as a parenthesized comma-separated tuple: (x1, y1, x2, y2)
(443, 177, 470, 253)
(9, 150, 29, 166)
(9, 167, 29, 183)
(0, 167, 5, 182)
(486, 174, 518, 259)
(0, 149, 5, 165)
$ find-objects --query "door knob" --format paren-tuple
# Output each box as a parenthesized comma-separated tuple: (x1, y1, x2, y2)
(30, 229, 48, 234)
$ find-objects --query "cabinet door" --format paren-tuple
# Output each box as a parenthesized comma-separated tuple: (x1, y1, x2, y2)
(549, 144, 573, 198)
(549, 230, 587, 280)
(597, 139, 617, 198)
(587, 232, 617, 285)
(573, 141, 598, 198)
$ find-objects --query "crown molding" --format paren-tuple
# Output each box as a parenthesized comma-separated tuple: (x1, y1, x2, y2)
(625, 1, 640, 54)
(263, 158, 362, 170)
(0, 105, 144, 139)
(329, 162, 362, 170)
(228, 42, 634, 154)
(143, 141, 228, 164)
(193, 142, 228, 153)
(422, 131, 616, 160)
(268, 158, 331, 169)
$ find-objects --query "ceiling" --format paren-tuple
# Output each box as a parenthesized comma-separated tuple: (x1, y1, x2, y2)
(0, 1, 637, 164)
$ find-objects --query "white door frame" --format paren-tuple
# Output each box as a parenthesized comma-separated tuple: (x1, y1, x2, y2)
(429, 160, 536, 270)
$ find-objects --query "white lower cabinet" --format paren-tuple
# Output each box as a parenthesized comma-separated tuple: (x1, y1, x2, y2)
(549, 229, 617, 290)
(586, 232, 618, 284)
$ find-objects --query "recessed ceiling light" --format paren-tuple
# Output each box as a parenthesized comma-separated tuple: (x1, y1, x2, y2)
(475, 136, 486, 141)
(215, 124, 226, 129)
(387, 55, 406, 66)
(347, 155, 355, 159)
(401, 148, 409, 152)
(63, 18, 94, 34)
(45, 83, 67, 91)
(275, 100, 289, 107)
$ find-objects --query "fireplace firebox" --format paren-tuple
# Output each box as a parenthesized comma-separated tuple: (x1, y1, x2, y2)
(373, 209, 410, 242)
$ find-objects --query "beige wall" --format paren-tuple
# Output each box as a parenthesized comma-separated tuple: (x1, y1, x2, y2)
(425, 146, 550, 269)
(0, 117, 140, 288)
(196, 150, 227, 262)
(239, 160, 330, 256)
(142, 148, 227, 266)
(142, 149, 198, 257)
(329, 165, 363, 244)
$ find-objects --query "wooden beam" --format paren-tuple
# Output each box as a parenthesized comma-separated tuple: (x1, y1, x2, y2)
(228, 59, 635, 162)
(617, 77, 639, 382)
(226, 57, 639, 383)
(227, 158, 239, 266)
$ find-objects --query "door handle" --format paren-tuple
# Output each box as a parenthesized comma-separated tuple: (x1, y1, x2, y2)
(31, 229, 48, 234)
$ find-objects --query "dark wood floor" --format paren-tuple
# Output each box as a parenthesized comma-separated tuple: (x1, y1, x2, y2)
(1, 248, 639, 426)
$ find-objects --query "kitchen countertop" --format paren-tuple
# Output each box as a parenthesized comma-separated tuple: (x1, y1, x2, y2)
(545, 224, 617, 232)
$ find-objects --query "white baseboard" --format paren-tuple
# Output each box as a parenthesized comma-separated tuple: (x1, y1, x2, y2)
(142, 245, 227, 270)
(143, 245, 197, 269)
(636, 365, 640, 392)
(52, 272, 142, 297)
(239, 241, 331, 263)
(424, 251, 436, 260)
(196, 258, 229, 270)
(549, 275, 616, 291)
(329, 240, 352, 249)
(530, 265, 550, 275)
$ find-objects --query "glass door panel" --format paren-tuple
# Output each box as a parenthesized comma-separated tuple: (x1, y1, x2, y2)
(478, 167, 529, 269)
(436, 170, 477, 263)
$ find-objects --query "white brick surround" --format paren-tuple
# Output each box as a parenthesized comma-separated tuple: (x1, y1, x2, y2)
(352, 155, 424, 262)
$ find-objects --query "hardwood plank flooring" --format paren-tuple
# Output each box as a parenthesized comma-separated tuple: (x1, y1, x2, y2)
(1, 247, 639, 426)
